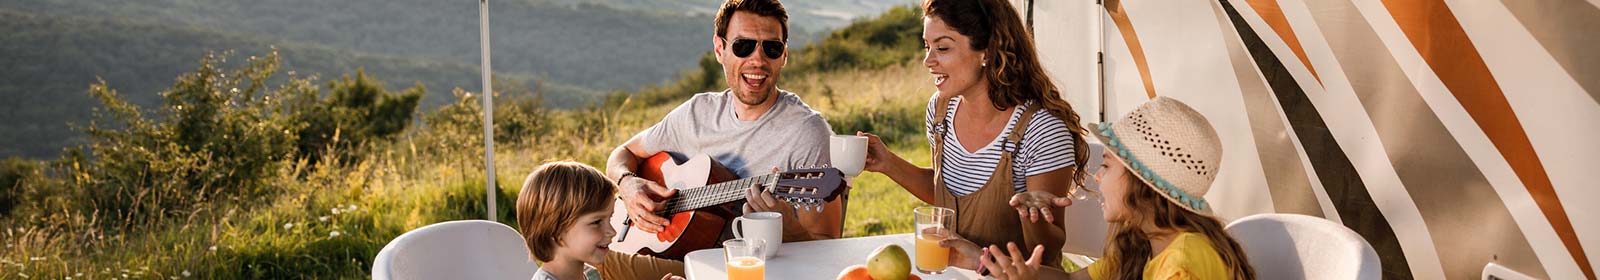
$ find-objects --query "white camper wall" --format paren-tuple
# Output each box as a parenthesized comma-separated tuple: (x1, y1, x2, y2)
(1018, 0, 1277, 223)
(1009, 0, 1102, 123)
(1017, 0, 1600, 279)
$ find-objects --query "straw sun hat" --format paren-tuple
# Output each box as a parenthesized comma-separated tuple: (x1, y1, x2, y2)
(1090, 96, 1223, 215)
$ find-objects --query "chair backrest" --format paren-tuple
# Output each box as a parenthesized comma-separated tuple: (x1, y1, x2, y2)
(1061, 142, 1109, 258)
(1482, 262, 1539, 280)
(1225, 213, 1381, 280)
(372, 220, 540, 280)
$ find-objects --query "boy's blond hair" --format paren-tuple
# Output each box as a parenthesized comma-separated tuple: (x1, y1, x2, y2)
(515, 161, 617, 262)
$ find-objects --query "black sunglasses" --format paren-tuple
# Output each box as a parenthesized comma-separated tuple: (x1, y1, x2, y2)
(725, 38, 785, 59)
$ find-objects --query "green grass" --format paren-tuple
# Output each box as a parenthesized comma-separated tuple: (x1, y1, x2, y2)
(843, 143, 930, 237)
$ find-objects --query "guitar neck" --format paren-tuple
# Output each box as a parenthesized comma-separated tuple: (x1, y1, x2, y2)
(659, 174, 775, 215)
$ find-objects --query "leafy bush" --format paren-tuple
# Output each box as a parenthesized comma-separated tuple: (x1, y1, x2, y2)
(0, 158, 36, 216)
(63, 51, 311, 225)
(34, 49, 428, 227)
(292, 70, 424, 166)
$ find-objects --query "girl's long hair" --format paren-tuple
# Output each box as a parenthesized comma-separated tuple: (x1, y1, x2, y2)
(1103, 174, 1256, 279)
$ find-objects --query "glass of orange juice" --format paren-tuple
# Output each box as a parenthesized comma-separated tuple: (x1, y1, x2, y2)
(914, 206, 954, 274)
(724, 238, 767, 280)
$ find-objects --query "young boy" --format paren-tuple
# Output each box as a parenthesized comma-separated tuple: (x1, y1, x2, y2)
(516, 161, 683, 280)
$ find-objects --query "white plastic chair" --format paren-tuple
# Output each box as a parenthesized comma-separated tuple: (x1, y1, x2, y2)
(1482, 262, 1538, 280)
(1225, 213, 1381, 280)
(372, 220, 540, 280)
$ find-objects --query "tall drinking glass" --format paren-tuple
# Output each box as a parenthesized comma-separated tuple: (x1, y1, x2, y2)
(914, 206, 955, 274)
(724, 238, 767, 280)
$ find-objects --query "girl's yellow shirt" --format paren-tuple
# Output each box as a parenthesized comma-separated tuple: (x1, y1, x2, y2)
(1087, 232, 1232, 280)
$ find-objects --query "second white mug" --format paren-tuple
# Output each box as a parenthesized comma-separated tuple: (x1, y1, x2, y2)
(732, 211, 783, 259)
(830, 135, 867, 177)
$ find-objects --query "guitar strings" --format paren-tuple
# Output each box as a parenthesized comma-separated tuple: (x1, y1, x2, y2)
(658, 174, 776, 214)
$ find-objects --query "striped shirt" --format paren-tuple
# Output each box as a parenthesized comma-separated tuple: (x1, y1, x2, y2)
(925, 95, 1078, 196)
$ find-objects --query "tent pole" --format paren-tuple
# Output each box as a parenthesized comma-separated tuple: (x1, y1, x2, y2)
(479, 0, 498, 221)
(1026, 0, 1035, 31)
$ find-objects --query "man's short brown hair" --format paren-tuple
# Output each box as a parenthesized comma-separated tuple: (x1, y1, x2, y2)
(714, 0, 790, 41)
(515, 161, 616, 262)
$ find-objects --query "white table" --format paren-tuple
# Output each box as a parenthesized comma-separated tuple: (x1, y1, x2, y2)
(685, 234, 985, 280)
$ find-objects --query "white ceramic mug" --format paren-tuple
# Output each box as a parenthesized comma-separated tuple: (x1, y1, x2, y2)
(830, 135, 868, 177)
(732, 211, 783, 258)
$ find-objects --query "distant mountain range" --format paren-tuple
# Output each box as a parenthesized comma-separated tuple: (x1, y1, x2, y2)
(0, 0, 905, 159)
(541, 0, 915, 32)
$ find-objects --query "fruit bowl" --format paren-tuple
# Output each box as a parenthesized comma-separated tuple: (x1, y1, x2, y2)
(838, 244, 924, 280)
(837, 265, 922, 280)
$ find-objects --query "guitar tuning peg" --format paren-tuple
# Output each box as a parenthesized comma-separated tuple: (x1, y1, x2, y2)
(791, 203, 803, 211)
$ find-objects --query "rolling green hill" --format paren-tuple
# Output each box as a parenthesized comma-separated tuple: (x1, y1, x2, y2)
(0, 0, 715, 158)
(0, 9, 601, 158)
(546, 0, 918, 34)
(0, 0, 911, 159)
(1, 0, 711, 91)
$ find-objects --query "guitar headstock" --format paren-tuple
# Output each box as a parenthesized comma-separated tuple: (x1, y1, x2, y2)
(770, 167, 846, 212)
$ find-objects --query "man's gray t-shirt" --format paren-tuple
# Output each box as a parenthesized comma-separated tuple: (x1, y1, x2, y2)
(637, 89, 832, 178)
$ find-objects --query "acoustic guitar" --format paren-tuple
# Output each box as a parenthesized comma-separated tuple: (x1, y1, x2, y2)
(607, 152, 845, 260)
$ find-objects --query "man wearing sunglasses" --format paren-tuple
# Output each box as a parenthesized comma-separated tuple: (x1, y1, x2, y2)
(597, 0, 841, 278)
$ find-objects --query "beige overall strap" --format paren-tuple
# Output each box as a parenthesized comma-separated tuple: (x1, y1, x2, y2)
(992, 103, 1063, 268)
(978, 102, 1041, 193)
(1001, 103, 1041, 162)
(929, 96, 955, 207)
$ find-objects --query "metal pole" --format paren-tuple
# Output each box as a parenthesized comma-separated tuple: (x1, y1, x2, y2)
(479, 0, 497, 221)
(1097, 0, 1106, 122)
(1025, 0, 1035, 32)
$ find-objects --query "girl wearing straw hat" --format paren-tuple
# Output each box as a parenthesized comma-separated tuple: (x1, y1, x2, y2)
(948, 97, 1257, 280)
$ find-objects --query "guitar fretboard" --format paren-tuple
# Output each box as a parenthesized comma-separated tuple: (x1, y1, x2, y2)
(658, 174, 779, 214)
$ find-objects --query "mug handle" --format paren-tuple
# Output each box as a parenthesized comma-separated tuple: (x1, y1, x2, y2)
(732, 217, 746, 239)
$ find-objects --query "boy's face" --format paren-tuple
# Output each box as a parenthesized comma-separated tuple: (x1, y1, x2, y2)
(556, 204, 619, 265)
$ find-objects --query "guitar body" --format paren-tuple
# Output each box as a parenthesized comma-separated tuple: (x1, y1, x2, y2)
(609, 152, 741, 260)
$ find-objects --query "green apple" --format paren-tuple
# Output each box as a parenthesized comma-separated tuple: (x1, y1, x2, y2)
(867, 244, 911, 280)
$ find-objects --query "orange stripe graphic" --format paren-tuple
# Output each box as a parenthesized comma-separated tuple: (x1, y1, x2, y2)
(1381, 1, 1593, 279)
(1245, 0, 1321, 83)
(1105, 0, 1157, 99)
